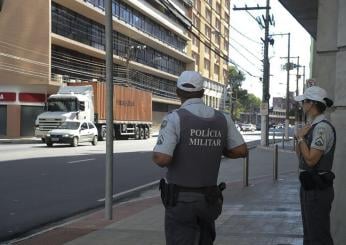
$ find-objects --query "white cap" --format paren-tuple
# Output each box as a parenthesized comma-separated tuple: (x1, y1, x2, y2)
(294, 86, 328, 104)
(177, 71, 204, 92)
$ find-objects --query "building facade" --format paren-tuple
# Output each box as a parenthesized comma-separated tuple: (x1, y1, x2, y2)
(188, 0, 230, 110)
(0, 0, 194, 137)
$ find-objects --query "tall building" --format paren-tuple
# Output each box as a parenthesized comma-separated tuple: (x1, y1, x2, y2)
(188, 0, 230, 110)
(0, 0, 194, 137)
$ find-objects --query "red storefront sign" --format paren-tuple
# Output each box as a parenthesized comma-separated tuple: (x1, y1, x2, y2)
(0, 92, 16, 102)
(19, 93, 46, 103)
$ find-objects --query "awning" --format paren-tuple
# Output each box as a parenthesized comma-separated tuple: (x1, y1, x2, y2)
(278, 0, 318, 39)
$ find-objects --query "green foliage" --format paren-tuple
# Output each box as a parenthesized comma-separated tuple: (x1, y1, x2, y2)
(227, 66, 261, 120)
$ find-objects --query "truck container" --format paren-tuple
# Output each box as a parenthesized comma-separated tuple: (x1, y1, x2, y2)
(35, 82, 152, 141)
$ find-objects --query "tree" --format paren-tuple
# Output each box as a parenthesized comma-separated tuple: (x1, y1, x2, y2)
(228, 66, 245, 90)
(226, 66, 261, 121)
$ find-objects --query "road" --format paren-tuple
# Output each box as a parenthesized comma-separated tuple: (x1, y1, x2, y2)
(0, 131, 291, 242)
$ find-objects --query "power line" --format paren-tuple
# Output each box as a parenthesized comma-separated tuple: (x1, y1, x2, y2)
(230, 38, 262, 62)
(230, 25, 262, 45)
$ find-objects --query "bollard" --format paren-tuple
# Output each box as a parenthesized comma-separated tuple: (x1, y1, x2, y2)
(282, 134, 285, 149)
(243, 155, 249, 187)
(273, 144, 278, 181)
(273, 129, 276, 144)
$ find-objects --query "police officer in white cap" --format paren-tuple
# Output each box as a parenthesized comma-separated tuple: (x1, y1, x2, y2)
(294, 86, 336, 245)
(152, 71, 248, 245)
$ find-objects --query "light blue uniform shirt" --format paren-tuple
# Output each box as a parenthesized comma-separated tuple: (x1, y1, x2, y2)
(153, 98, 245, 156)
(309, 114, 335, 154)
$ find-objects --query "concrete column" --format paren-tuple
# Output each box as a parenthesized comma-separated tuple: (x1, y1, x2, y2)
(330, 1, 346, 244)
(7, 105, 20, 138)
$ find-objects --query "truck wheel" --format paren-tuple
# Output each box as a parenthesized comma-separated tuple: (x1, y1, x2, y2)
(134, 126, 140, 140)
(71, 137, 78, 147)
(46, 142, 53, 147)
(98, 128, 106, 141)
(144, 127, 150, 139)
(92, 135, 98, 146)
(139, 127, 145, 140)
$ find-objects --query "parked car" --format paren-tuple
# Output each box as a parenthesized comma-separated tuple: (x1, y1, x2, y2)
(45, 120, 98, 147)
(235, 123, 241, 131)
(241, 123, 256, 132)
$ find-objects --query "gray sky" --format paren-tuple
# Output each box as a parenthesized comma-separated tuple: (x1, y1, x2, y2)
(229, 0, 312, 104)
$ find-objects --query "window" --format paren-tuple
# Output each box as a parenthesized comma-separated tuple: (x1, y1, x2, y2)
(88, 123, 95, 129)
(204, 58, 210, 70)
(205, 8, 211, 23)
(214, 64, 220, 75)
(205, 25, 211, 39)
(206, 0, 212, 5)
(192, 35, 199, 46)
(224, 12, 230, 24)
(215, 34, 220, 46)
(216, 2, 221, 15)
(193, 14, 200, 29)
(205, 45, 211, 57)
(215, 18, 221, 30)
(194, 0, 201, 11)
(224, 40, 229, 51)
(81, 123, 88, 130)
(224, 26, 229, 38)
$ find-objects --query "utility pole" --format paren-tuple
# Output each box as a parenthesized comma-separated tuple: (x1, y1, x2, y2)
(234, 0, 272, 146)
(105, 0, 114, 220)
(285, 33, 290, 140)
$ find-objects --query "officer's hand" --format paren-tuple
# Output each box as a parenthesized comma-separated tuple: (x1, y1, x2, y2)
(296, 124, 311, 138)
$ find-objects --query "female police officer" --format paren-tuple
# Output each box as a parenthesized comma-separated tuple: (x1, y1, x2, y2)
(295, 86, 336, 245)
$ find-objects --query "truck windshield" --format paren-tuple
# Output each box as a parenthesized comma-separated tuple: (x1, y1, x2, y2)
(58, 121, 80, 130)
(48, 98, 78, 112)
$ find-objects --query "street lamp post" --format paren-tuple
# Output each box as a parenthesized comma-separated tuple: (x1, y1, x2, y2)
(269, 32, 291, 139)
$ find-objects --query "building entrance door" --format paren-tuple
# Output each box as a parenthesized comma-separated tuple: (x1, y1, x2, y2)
(0, 105, 6, 136)
(20, 105, 44, 136)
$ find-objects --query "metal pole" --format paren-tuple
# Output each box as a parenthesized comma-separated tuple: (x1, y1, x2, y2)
(273, 144, 278, 181)
(294, 56, 300, 142)
(261, 0, 270, 146)
(282, 133, 285, 149)
(243, 155, 249, 187)
(273, 128, 275, 144)
(105, 0, 114, 220)
(285, 33, 291, 140)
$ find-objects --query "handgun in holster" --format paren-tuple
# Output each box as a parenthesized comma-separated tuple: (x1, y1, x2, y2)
(159, 179, 178, 208)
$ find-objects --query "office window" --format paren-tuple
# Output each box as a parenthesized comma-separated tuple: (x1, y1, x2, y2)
(192, 14, 200, 29)
(205, 25, 211, 39)
(205, 8, 211, 23)
(215, 34, 221, 46)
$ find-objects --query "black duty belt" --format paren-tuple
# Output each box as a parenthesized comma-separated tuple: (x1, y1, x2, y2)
(177, 185, 218, 194)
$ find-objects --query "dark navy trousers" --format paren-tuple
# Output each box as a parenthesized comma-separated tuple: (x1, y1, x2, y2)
(300, 186, 334, 245)
(164, 192, 221, 245)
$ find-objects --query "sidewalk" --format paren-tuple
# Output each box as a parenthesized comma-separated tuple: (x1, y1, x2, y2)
(11, 148, 303, 245)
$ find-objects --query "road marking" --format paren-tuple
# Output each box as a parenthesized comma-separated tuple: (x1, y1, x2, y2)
(67, 158, 96, 164)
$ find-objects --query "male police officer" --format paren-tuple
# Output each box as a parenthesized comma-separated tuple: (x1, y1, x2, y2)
(152, 71, 248, 245)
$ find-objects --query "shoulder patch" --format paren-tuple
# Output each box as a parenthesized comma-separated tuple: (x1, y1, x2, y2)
(157, 135, 164, 145)
(160, 120, 168, 130)
(314, 136, 324, 147)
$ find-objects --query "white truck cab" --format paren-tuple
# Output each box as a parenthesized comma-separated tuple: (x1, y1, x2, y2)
(35, 86, 94, 141)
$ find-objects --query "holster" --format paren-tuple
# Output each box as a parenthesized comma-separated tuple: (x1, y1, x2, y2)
(159, 179, 178, 208)
(299, 171, 334, 190)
